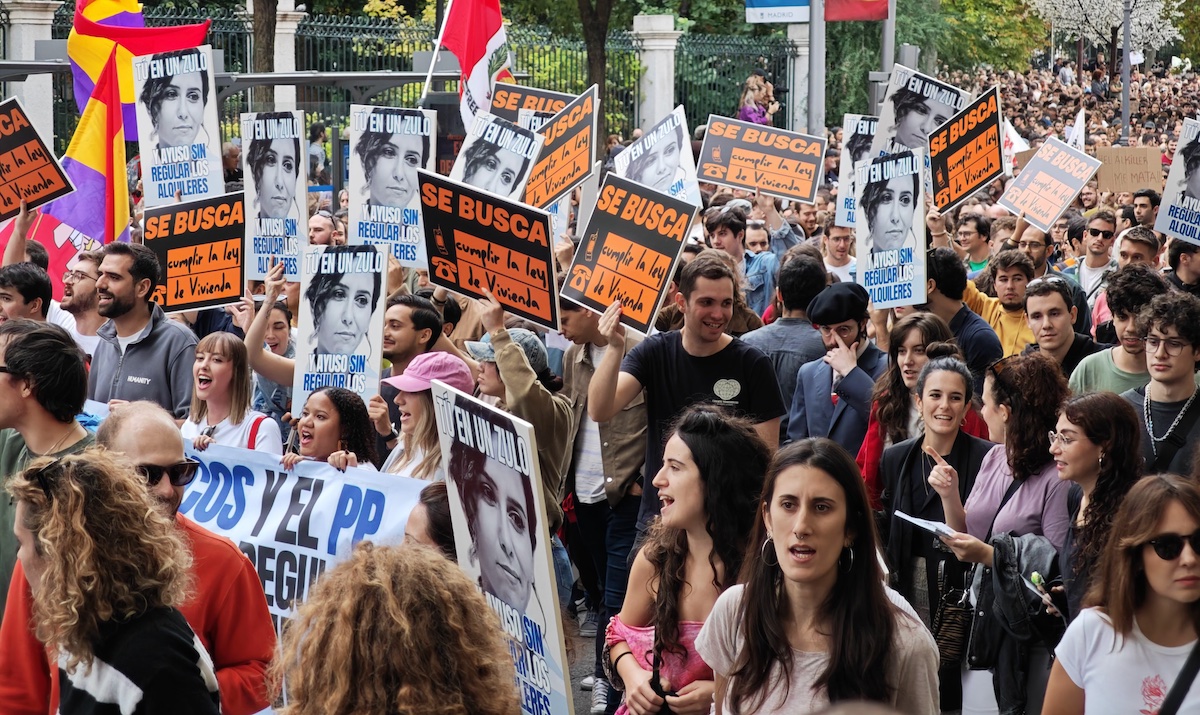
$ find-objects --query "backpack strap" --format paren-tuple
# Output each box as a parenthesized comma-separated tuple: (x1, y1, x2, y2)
(1160, 638, 1200, 715)
(248, 415, 267, 450)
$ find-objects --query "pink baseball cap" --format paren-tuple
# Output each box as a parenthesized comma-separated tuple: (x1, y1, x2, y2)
(382, 352, 474, 395)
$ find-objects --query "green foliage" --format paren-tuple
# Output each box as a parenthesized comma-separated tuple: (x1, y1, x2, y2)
(938, 0, 1048, 71)
(825, 21, 882, 121)
(1180, 9, 1200, 61)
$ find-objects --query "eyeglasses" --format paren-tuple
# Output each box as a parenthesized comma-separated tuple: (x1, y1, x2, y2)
(1016, 241, 1048, 250)
(0, 366, 10, 375)
(1047, 431, 1077, 447)
(704, 199, 752, 219)
(1145, 531, 1200, 561)
(1143, 336, 1191, 356)
(62, 270, 98, 284)
(135, 459, 201, 487)
(816, 324, 859, 340)
(1086, 227, 1115, 239)
(29, 459, 61, 501)
(1027, 275, 1067, 290)
(988, 355, 1017, 380)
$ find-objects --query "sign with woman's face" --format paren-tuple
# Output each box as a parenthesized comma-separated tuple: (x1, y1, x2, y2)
(870, 65, 971, 159)
(854, 149, 927, 309)
(132, 45, 223, 208)
(449, 112, 544, 201)
(292, 244, 387, 410)
(432, 383, 572, 715)
(1157, 118, 1200, 242)
(614, 105, 703, 208)
(242, 111, 307, 281)
(347, 106, 438, 268)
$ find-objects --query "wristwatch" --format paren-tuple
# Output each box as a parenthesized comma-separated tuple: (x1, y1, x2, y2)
(385, 427, 399, 442)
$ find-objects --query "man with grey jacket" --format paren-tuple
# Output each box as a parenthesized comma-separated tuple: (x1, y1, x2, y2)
(88, 242, 196, 419)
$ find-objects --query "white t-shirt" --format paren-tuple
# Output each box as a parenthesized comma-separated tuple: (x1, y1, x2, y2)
(825, 257, 856, 284)
(180, 410, 283, 454)
(1056, 607, 1200, 714)
(47, 302, 100, 356)
(571, 344, 608, 505)
(380, 442, 443, 481)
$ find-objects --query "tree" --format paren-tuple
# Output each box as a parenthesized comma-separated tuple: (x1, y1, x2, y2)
(252, 0, 277, 106)
(1028, 0, 1182, 61)
(939, 0, 1048, 72)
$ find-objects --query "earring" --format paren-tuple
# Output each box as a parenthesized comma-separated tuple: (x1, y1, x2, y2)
(760, 537, 778, 566)
(841, 546, 855, 573)
(1099, 452, 1105, 469)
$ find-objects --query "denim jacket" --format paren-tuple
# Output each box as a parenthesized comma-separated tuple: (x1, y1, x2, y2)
(742, 250, 780, 317)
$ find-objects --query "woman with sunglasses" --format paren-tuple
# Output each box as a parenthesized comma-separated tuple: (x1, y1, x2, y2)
(181, 331, 283, 454)
(7, 450, 219, 714)
(858, 313, 989, 506)
(281, 386, 377, 473)
(929, 352, 1072, 715)
(1043, 474, 1200, 714)
(1047, 392, 1143, 623)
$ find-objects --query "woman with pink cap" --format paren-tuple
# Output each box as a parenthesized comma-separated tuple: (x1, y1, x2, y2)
(379, 351, 474, 479)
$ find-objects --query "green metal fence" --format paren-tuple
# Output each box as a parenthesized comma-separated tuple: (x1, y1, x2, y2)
(676, 33, 799, 129)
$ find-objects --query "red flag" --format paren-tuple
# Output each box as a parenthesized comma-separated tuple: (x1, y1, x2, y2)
(826, 0, 889, 21)
(439, 0, 514, 129)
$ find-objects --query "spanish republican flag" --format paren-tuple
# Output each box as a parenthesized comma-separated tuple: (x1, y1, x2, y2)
(439, 0, 515, 129)
(68, 0, 210, 141)
(826, 0, 889, 21)
(45, 50, 130, 245)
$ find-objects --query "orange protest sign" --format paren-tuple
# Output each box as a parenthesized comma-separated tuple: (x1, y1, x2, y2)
(0, 98, 73, 220)
(697, 115, 826, 204)
(928, 87, 1004, 211)
(998, 138, 1101, 232)
(523, 85, 598, 209)
(142, 192, 245, 313)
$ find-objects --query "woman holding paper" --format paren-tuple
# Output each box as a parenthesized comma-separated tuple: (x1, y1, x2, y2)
(181, 331, 283, 454)
(928, 352, 1072, 715)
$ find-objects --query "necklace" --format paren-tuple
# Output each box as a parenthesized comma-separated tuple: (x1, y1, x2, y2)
(1144, 384, 1199, 458)
(38, 423, 81, 458)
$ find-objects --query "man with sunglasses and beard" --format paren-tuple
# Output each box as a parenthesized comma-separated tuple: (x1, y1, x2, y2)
(0, 400, 276, 715)
(0, 321, 93, 623)
(1062, 210, 1119, 309)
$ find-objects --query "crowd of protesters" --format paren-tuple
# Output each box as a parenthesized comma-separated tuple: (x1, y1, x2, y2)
(2, 55, 1200, 715)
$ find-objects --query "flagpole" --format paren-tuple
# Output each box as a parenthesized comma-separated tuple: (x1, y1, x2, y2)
(420, 0, 456, 107)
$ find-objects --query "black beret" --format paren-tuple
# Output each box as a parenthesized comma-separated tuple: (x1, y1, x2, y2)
(808, 283, 869, 325)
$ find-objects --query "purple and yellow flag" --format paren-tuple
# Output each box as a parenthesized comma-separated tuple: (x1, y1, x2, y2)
(45, 50, 130, 245)
(68, 0, 210, 141)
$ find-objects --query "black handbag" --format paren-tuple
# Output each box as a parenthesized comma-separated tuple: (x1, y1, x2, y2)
(932, 558, 972, 669)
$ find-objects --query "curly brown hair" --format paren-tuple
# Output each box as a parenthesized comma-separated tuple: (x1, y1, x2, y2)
(989, 352, 1069, 481)
(271, 542, 520, 715)
(7, 449, 193, 672)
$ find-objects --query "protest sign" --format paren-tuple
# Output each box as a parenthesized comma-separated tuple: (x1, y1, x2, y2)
(132, 45, 223, 207)
(1157, 118, 1200, 244)
(419, 170, 557, 330)
(142, 191, 245, 314)
(241, 111, 306, 281)
(448, 113, 545, 201)
(871, 65, 971, 158)
(490, 85, 574, 123)
(432, 382, 573, 715)
(697, 115, 826, 204)
(518, 108, 558, 131)
(1095, 146, 1163, 194)
(561, 174, 696, 334)
(854, 149, 927, 308)
(998, 137, 1102, 233)
(836, 114, 878, 228)
(180, 442, 425, 633)
(293, 243, 386, 409)
(928, 86, 1004, 212)
(0, 97, 73, 220)
(1014, 148, 1039, 172)
(1002, 119, 1029, 176)
(614, 106, 703, 208)
(523, 85, 599, 209)
(347, 105, 438, 268)
(575, 160, 602, 233)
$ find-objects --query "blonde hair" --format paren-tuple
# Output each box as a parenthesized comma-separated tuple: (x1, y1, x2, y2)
(387, 390, 442, 479)
(189, 331, 253, 425)
(272, 542, 520, 715)
(7, 450, 193, 672)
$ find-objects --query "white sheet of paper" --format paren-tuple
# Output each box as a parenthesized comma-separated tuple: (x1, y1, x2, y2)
(895, 510, 957, 538)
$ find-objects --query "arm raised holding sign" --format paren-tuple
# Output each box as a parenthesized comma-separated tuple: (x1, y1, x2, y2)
(587, 300, 642, 423)
(245, 260, 296, 388)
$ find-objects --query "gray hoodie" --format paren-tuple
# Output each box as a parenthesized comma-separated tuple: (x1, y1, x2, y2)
(88, 302, 198, 418)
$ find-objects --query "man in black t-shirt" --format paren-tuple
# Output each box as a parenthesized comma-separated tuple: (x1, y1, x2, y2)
(588, 252, 785, 532)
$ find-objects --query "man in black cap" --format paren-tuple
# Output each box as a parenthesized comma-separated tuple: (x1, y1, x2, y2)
(786, 282, 887, 456)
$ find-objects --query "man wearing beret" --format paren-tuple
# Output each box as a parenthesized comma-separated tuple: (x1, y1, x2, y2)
(786, 282, 887, 456)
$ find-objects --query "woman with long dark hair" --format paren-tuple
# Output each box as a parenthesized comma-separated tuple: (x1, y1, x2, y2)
(280, 386, 377, 472)
(1049, 391, 1143, 621)
(697, 438, 939, 714)
(930, 352, 1072, 714)
(1043, 474, 1200, 714)
(858, 313, 989, 505)
(604, 405, 770, 715)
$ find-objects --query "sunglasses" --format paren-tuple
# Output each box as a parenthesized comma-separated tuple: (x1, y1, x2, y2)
(135, 459, 201, 488)
(1086, 227, 1115, 239)
(988, 354, 1017, 381)
(1145, 531, 1200, 561)
(30, 459, 62, 501)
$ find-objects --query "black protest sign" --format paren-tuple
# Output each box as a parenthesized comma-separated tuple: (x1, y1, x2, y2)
(998, 138, 1101, 232)
(928, 86, 1004, 212)
(141, 191, 245, 313)
(490, 85, 575, 123)
(418, 170, 557, 330)
(0, 97, 73, 219)
(561, 174, 696, 334)
(524, 85, 599, 209)
(697, 115, 826, 204)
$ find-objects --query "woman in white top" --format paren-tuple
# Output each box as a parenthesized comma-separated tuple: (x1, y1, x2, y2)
(379, 351, 474, 479)
(696, 438, 939, 715)
(182, 331, 283, 454)
(1044, 473, 1200, 715)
